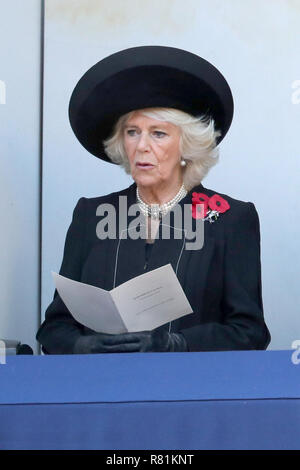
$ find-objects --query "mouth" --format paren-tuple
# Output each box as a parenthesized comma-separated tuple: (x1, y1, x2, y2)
(136, 162, 155, 170)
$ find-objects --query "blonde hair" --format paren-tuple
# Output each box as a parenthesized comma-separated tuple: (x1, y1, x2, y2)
(103, 107, 221, 191)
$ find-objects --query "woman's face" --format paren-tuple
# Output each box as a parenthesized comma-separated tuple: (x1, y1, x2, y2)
(123, 111, 182, 190)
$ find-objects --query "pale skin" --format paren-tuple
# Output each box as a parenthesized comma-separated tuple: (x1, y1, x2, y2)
(123, 110, 184, 241)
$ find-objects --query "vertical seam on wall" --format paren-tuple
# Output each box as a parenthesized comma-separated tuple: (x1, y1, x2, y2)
(37, 0, 45, 355)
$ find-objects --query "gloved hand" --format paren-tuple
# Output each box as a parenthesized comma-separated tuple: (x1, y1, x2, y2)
(73, 332, 143, 354)
(130, 329, 189, 352)
(73, 329, 188, 354)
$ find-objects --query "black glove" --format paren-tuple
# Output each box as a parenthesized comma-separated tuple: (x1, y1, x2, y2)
(73, 329, 188, 354)
(130, 329, 189, 352)
(73, 332, 143, 354)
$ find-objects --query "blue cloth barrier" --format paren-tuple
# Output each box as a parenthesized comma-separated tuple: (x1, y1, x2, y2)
(0, 350, 299, 449)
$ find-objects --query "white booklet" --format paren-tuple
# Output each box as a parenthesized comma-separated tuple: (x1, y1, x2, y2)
(52, 264, 193, 334)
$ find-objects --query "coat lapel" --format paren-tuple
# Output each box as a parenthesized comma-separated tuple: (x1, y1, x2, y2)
(112, 182, 215, 297)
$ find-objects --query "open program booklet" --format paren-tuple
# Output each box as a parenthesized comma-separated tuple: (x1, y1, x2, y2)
(52, 264, 193, 334)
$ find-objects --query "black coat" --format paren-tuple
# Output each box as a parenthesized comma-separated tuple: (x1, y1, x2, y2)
(36, 181, 271, 353)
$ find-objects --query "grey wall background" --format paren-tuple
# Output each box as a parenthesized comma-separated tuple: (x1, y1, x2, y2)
(0, 0, 42, 353)
(0, 0, 299, 352)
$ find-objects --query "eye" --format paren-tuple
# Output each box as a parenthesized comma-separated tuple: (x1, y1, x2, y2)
(126, 129, 137, 136)
(153, 131, 166, 138)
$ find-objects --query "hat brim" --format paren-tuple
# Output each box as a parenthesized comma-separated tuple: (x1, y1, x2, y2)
(69, 46, 234, 163)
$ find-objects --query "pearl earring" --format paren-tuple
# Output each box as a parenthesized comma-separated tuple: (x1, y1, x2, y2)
(180, 158, 186, 167)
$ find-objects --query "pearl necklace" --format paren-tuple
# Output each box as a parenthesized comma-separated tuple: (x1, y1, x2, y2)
(136, 183, 188, 219)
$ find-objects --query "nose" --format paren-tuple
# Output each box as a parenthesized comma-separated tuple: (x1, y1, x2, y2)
(136, 132, 150, 152)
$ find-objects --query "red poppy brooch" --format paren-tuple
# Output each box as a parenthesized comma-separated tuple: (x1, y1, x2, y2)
(191, 192, 230, 223)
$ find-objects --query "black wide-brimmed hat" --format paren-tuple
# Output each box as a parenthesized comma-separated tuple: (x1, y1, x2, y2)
(69, 45, 234, 163)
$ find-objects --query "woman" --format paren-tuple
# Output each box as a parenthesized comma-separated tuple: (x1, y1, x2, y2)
(36, 46, 270, 354)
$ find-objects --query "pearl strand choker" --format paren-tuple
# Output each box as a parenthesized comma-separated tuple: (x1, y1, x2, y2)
(136, 183, 188, 220)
